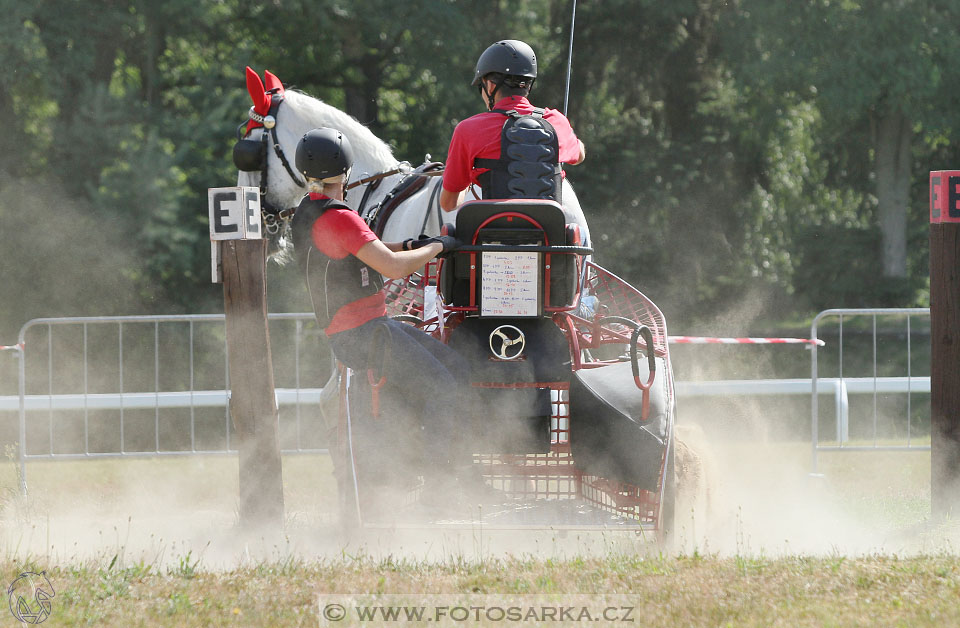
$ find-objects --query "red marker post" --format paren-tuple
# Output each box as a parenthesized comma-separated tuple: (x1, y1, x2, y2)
(929, 171, 960, 519)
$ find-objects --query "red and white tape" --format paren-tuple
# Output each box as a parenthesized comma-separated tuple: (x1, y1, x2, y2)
(668, 336, 825, 347)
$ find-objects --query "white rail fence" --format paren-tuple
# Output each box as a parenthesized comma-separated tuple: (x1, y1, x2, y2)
(809, 308, 931, 474)
(0, 309, 931, 490)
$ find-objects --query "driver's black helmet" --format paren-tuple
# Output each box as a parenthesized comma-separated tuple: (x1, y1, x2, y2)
(471, 39, 538, 86)
(295, 127, 353, 180)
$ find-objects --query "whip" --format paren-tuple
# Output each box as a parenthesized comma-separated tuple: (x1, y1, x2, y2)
(562, 0, 578, 117)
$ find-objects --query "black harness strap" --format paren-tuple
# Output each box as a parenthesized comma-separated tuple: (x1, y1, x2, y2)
(355, 177, 383, 221)
(418, 176, 444, 236)
(366, 162, 444, 238)
(233, 90, 305, 233)
(264, 93, 305, 190)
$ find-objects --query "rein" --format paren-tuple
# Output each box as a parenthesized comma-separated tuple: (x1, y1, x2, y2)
(346, 162, 443, 190)
(348, 162, 445, 229)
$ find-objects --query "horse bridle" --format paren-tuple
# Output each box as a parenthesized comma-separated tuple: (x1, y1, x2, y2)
(233, 88, 305, 234)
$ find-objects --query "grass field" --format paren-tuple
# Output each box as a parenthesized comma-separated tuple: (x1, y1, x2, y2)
(0, 437, 952, 627)
(5, 552, 960, 626)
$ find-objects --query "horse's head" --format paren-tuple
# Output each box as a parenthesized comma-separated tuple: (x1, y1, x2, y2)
(233, 67, 311, 260)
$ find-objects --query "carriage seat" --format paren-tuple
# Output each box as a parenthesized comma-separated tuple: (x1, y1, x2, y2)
(439, 199, 579, 313)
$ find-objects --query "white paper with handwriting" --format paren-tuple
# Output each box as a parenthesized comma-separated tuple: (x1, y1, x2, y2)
(480, 251, 540, 317)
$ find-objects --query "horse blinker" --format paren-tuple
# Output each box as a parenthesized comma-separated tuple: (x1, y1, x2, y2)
(233, 135, 267, 172)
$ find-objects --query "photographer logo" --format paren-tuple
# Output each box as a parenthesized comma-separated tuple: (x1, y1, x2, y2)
(7, 572, 54, 624)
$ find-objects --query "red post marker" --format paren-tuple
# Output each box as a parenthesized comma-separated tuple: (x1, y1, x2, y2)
(930, 170, 960, 224)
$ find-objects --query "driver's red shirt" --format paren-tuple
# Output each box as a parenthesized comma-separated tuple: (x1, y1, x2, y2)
(307, 193, 386, 336)
(442, 96, 582, 195)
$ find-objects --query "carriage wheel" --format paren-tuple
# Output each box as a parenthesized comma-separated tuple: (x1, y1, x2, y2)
(658, 424, 677, 546)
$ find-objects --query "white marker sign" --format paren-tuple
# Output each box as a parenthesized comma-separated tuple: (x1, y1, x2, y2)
(208, 187, 262, 240)
(481, 250, 541, 317)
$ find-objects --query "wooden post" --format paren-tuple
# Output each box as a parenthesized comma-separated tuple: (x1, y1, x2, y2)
(209, 187, 284, 529)
(929, 171, 960, 519)
(222, 239, 285, 528)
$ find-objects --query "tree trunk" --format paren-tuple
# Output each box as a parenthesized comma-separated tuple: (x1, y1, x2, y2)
(140, 2, 164, 109)
(344, 53, 382, 130)
(0, 86, 19, 174)
(874, 110, 912, 278)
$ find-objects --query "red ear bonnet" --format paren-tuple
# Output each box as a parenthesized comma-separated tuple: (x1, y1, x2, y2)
(264, 70, 284, 95)
(245, 67, 270, 116)
(243, 66, 284, 134)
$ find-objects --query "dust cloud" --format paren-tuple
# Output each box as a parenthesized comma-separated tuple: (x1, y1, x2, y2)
(0, 201, 946, 571)
(0, 452, 652, 570)
(0, 176, 153, 345)
(0, 379, 942, 573)
(668, 287, 941, 558)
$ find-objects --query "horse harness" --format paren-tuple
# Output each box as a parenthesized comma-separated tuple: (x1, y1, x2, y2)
(363, 161, 444, 238)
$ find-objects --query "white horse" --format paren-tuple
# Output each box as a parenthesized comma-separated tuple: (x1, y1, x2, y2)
(235, 67, 590, 257)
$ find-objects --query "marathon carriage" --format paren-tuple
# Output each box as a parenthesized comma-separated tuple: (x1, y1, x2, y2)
(337, 199, 676, 539)
(231, 67, 677, 541)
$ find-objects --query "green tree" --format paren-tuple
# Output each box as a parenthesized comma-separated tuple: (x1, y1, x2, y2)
(723, 0, 960, 288)
(552, 0, 770, 318)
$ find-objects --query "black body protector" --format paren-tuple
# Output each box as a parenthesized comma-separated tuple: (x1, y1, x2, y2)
(474, 108, 562, 202)
(291, 197, 383, 329)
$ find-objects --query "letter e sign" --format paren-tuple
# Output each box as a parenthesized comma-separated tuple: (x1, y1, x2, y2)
(208, 187, 263, 239)
(930, 171, 960, 224)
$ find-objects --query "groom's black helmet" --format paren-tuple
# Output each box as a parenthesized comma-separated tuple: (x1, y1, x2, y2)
(295, 127, 354, 180)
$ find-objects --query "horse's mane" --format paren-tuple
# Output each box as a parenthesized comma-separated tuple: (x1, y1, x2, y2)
(283, 90, 397, 171)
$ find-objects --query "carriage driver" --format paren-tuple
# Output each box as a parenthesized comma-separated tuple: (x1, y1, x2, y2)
(290, 127, 485, 502)
(439, 39, 586, 211)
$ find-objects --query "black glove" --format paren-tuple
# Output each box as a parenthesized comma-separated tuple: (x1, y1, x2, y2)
(406, 235, 461, 256)
(402, 236, 427, 251)
(434, 235, 462, 255)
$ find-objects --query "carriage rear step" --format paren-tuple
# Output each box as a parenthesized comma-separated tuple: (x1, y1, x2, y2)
(356, 496, 656, 530)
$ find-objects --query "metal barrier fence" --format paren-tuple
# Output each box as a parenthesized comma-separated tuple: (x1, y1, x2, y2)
(810, 308, 931, 474)
(2, 309, 933, 489)
(6, 314, 332, 493)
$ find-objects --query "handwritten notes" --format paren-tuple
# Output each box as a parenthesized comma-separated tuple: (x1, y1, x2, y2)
(481, 251, 540, 317)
